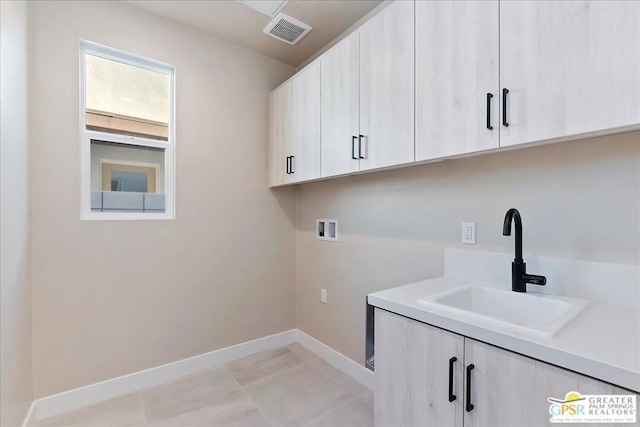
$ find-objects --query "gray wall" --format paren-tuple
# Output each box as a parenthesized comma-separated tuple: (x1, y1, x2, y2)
(1, 1, 34, 425)
(296, 131, 640, 365)
(30, 0, 296, 397)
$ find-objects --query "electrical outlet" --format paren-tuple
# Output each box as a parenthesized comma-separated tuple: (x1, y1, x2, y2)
(461, 222, 476, 244)
(320, 288, 327, 304)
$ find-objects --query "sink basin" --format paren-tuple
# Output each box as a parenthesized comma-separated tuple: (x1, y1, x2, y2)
(418, 285, 589, 337)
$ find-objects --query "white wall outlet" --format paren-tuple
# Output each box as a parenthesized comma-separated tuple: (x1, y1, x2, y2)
(320, 288, 327, 304)
(461, 222, 476, 244)
(316, 219, 338, 241)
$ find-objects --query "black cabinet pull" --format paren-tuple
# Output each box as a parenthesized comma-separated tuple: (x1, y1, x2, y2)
(448, 357, 457, 402)
(465, 364, 475, 412)
(358, 135, 365, 159)
(290, 155, 295, 174)
(486, 93, 493, 130)
(502, 88, 509, 127)
(352, 136, 358, 160)
(286, 156, 290, 174)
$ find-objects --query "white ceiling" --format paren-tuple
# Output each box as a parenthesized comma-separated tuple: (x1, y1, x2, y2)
(237, 0, 289, 17)
(126, 0, 382, 67)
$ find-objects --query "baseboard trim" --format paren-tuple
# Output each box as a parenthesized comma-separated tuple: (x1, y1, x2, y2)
(296, 330, 375, 391)
(31, 329, 297, 421)
(21, 400, 36, 427)
(28, 328, 374, 423)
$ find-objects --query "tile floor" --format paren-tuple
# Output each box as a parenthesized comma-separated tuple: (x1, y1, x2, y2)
(31, 343, 374, 427)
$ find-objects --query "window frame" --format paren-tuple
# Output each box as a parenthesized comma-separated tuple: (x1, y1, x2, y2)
(79, 40, 175, 220)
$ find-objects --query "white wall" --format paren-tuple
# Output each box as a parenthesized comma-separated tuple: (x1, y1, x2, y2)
(295, 132, 640, 366)
(29, 1, 296, 398)
(0, 1, 34, 425)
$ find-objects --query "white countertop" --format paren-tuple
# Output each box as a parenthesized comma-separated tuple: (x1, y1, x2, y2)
(368, 250, 640, 392)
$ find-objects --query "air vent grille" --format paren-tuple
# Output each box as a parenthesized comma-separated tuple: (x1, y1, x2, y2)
(263, 13, 312, 45)
(270, 18, 305, 43)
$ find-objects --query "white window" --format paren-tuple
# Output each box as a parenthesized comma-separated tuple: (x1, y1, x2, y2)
(80, 41, 175, 220)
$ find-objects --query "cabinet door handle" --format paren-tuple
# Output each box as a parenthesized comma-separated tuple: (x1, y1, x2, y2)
(352, 136, 358, 160)
(286, 156, 290, 174)
(465, 364, 475, 412)
(448, 357, 457, 402)
(358, 135, 365, 159)
(290, 155, 295, 174)
(502, 88, 509, 127)
(486, 93, 493, 130)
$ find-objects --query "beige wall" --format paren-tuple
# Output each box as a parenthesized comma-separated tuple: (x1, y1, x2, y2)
(296, 132, 640, 366)
(30, 1, 296, 398)
(23, 0, 640, 404)
(0, 1, 34, 425)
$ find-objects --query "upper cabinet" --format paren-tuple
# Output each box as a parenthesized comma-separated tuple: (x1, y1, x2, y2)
(321, 0, 414, 177)
(291, 61, 321, 182)
(269, 0, 640, 187)
(269, 81, 293, 187)
(415, 0, 499, 161)
(321, 32, 360, 177)
(359, 0, 415, 171)
(268, 62, 321, 186)
(499, 0, 640, 147)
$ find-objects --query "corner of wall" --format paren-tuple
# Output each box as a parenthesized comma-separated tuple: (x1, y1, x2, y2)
(0, 1, 34, 426)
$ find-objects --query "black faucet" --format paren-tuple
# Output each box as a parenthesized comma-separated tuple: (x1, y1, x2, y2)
(502, 208, 546, 292)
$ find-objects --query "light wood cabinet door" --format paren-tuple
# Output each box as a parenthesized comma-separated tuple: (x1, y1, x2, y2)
(415, 0, 499, 161)
(500, 0, 640, 147)
(359, 0, 414, 171)
(321, 32, 360, 177)
(291, 61, 321, 183)
(268, 81, 293, 187)
(375, 309, 464, 427)
(463, 338, 636, 427)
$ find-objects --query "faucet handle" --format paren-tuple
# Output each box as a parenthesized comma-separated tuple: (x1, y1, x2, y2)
(522, 274, 546, 286)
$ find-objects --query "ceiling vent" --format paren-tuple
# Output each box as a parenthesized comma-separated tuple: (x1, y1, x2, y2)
(263, 13, 312, 45)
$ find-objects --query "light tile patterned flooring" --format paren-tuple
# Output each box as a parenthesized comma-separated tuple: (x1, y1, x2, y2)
(31, 343, 374, 427)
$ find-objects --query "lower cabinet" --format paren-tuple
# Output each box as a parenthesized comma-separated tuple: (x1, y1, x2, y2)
(375, 308, 636, 427)
(375, 307, 464, 427)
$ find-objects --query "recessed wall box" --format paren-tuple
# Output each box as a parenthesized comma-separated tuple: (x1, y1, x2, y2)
(316, 219, 338, 241)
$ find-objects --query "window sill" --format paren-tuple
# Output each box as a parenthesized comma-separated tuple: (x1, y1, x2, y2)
(81, 212, 174, 221)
